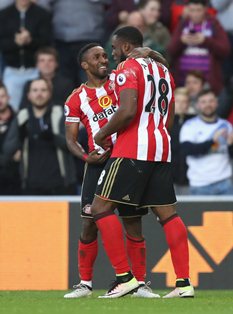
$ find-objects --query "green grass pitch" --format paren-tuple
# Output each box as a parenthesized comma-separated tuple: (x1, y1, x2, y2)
(0, 291, 232, 314)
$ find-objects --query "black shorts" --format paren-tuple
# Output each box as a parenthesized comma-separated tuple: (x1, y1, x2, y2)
(81, 161, 148, 218)
(95, 158, 177, 207)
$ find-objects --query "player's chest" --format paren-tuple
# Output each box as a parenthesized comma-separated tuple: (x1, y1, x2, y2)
(81, 88, 118, 122)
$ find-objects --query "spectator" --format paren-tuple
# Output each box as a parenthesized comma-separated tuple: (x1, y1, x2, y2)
(137, 0, 171, 59)
(171, 87, 195, 195)
(105, 11, 145, 70)
(0, 83, 21, 195)
(168, 0, 230, 95)
(184, 70, 207, 113)
(0, 0, 12, 76)
(159, 0, 173, 29)
(105, 1, 170, 69)
(180, 89, 233, 195)
(4, 78, 76, 195)
(51, 0, 111, 86)
(105, 0, 136, 35)
(169, 0, 216, 32)
(211, 0, 233, 89)
(0, 0, 52, 111)
(20, 47, 74, 108)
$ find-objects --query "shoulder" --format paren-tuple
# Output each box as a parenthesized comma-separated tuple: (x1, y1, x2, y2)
(116, 59, 141, 81)
(116, 58, 139, 71)
(65, 86, 83, 105)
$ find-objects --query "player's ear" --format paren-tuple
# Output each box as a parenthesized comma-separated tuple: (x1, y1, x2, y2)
(123, 42, 132, 56)
(81, 61, 88, 70)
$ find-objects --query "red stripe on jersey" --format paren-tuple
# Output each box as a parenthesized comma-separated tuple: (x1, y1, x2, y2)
(157, 65, 169, 161)
(147, 62, 156, 161)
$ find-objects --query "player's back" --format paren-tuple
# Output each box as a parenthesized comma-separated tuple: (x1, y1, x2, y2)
(112, 58, 175, 162)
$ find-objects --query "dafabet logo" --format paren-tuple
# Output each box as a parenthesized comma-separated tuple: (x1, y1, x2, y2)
(152, 212, 233, 286)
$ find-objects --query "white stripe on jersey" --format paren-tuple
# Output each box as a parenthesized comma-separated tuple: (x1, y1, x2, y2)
(163, 68, 172, 162)
(95, 86, 117, 148)
(80, 86, 117, 153)
(136, 58, 150, 160)
(79, 89, 104, 153)
(136, 58, 172, 161)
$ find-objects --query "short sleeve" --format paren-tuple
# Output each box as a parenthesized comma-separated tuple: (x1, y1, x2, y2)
(115, 60, 139, 93)
(64, 91, 81, 124)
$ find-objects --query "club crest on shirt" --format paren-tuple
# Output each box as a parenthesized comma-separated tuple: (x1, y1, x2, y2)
(116, 73, 126, 86)
(98, 95, 112, 108)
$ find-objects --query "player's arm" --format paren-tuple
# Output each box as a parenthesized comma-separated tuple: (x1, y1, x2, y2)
(166, 101, 175, 132)
(166, 73, 176, 132)
(65, 122, 110, 164)
(128, 47, 169, 68)
(94, 88, 137, 148)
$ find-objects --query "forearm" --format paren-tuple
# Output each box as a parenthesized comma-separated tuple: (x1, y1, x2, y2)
(100, 106, 135, 138)
(148, 50, 169, 68)
(66, 139, 87, 161)
(65, 123, 87, 161)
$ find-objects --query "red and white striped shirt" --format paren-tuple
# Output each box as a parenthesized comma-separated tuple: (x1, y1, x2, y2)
(111, 58, 175, 162)
(64, 74, 117, 153)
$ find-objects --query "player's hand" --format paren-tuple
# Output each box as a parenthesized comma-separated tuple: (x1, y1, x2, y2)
(86, 148, 111, 164)
(94, 130, 111, 150)
(128, 48, 169, 68)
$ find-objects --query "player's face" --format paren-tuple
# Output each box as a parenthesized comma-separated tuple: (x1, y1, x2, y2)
(0, 87, 9, 112)
(85, 47, 109, 79)
(27, 80, 51, 107)
(197, 93, 218, 117)
(112, 35, 127, 65)
(36, 54, 58, 76)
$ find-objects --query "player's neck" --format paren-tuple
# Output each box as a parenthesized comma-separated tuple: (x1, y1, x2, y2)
(85, 77, 107, 88)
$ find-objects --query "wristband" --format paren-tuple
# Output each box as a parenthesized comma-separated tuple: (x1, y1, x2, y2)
(82, 153, 88, 161)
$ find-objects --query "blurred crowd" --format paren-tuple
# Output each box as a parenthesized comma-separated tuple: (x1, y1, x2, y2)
(0, 0, 233, 196)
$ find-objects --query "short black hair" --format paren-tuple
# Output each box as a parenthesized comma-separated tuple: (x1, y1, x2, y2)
(187, 0, 208, 6)
(77, 43, 101, 66)
(113, 26, 143, 47)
